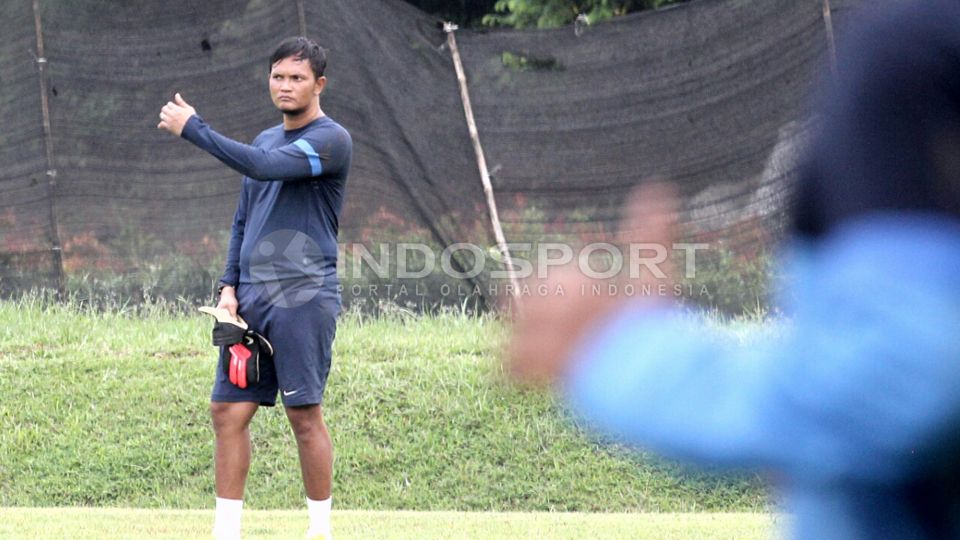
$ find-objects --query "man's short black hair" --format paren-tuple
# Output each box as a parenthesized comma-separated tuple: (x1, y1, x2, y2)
(270, 36, 326, 79)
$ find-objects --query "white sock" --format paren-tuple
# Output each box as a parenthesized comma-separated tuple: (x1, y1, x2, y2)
(306, 496, 332, 535)
(213, 497, 243, 539)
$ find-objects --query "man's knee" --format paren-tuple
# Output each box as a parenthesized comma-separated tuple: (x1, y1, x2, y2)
(286, 405, 328, 443)
(210, 401, 257, 435)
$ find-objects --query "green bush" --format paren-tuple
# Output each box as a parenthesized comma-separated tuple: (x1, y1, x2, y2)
(680, 247, 774, 315)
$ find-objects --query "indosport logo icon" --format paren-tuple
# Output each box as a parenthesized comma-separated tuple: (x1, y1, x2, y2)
(249, 229, 331, 308)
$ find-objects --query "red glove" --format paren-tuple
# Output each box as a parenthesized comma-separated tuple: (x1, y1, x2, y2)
(221, 331, 273, 389)
(228, 341, 253, 389)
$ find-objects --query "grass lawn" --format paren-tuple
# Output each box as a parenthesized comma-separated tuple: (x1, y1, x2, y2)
(0, 297, 772, 512)
(0, 507, 781, 539)
(1, 297, 781, 540)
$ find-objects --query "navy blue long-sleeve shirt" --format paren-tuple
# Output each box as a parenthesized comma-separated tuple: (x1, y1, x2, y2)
(181, 114, 351, 292)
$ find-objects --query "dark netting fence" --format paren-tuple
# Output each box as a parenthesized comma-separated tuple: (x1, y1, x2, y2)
(0, 0, 862, 312)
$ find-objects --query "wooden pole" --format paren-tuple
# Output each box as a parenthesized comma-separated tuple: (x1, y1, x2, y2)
(822, 0, 838, 78)
(444, 24, 522, 304)
(296, 0, 307, 37)
(32, 0, 64, 299)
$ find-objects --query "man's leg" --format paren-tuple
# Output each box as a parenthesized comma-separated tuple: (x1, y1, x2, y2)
(285, 404, 333, 498)
(285, 404, 333, 537)
(210, 401, 259, 539)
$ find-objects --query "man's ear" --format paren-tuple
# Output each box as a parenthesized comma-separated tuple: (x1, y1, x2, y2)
(314, 76, 327, 96)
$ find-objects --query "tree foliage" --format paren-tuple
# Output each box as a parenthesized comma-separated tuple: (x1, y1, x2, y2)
(482, 0, 688, 29)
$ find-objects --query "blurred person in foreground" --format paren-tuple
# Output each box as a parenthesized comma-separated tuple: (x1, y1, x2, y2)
(508, 1, 960, 538)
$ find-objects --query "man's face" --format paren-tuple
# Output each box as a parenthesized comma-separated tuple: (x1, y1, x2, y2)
(269, 55, 324, 115)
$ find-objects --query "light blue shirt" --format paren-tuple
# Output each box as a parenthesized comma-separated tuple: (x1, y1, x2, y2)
(566, 214, 960, 539)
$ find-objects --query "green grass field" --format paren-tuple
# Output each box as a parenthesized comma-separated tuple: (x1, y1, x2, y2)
(0, 296, 779, 537)
(0, 508, 781, 539)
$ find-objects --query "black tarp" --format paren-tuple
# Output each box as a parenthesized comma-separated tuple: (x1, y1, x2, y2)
(0, 0, 862, 310)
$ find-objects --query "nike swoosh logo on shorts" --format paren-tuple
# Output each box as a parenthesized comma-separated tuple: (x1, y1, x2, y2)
(283, 389, 299, 396)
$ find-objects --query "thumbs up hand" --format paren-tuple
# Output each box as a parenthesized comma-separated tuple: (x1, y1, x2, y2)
(157, 92, 197, 136)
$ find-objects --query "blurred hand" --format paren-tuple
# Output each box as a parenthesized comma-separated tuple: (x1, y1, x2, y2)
(506, 181, 679, 387)
(217, 286, 239, 320)
(157, 93, 196, 136)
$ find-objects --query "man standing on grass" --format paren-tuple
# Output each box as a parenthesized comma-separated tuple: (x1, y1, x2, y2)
(158, 36, 351, 540)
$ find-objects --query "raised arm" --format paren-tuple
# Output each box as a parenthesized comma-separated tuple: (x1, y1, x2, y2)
(158, 93, 346, 181)
(179, 115, 326, 181)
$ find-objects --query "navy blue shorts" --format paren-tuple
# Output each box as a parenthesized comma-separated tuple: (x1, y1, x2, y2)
(211, 282, 340, 407)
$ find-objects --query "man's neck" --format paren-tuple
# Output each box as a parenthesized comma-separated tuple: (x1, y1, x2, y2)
(283, 103, 324, 131)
